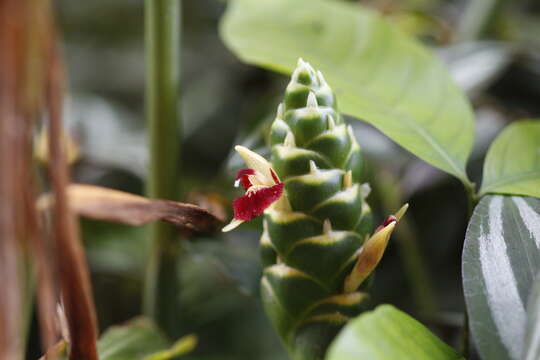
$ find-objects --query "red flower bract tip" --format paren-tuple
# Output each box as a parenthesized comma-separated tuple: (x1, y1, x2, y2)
(233, 182, 284, 221)
(236, 168, 256, 190)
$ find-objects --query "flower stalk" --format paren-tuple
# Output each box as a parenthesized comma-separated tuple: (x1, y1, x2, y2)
(143, 0, 182, 337)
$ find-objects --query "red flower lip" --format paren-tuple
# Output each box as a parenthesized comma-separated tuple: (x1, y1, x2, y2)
(223, 146, 288, 232)
(233, 180, 284, 221)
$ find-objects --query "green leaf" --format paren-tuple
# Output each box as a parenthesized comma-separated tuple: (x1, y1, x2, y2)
(220, 0, 474, 183)
(480, 120, 540, 198)
(98, 317, 197, 360)
(523, 272, 540, 360)
(462, 195, 540, 360)
(98, 317, 169, 360)
(326, 305, 463, 360)
(144, 335, 197, 360)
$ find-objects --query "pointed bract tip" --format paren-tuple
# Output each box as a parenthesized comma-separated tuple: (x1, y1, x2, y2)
(291, 65, 301, 82)
(309, 160, 318, 174)
(284, 131, 296, 147)
(395, 203, 409, 221)
(296, 58, 310, 75)
(277, 103, 284, 119)
(327, 115, 336, 130)
(307, 92, 318, 108)
(297, 58, 314, 72)
(323, 219, 332, 234)
(316, 70, 327, 85)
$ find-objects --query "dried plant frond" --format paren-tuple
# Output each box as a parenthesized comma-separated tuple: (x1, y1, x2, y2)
(38, 184, 222, 232)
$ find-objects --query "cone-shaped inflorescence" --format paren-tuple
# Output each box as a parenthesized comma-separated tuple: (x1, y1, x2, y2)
(261, 59, 375, 360)
(223, 59, 405, 360)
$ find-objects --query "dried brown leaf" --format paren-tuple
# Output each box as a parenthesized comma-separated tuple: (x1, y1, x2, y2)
(46, 39, 98, 360)
(39, 184, 222, 233)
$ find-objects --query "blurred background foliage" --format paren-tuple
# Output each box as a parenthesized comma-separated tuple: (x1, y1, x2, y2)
(26, 0, 540, 359)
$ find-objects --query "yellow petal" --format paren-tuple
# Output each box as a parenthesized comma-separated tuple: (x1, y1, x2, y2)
(394, 203, 409, 221)
(235, 145, 277, 185)
(222, 218, 244, 232)
(344, 222, 396, 293)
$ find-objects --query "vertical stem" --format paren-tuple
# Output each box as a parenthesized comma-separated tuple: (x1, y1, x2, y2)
(464, 180, 478, 219)
(143, 0, 182, 337)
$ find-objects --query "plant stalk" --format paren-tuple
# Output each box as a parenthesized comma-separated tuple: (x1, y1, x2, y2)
(464, 180, 478, 219)
(143, 0, 182, 337)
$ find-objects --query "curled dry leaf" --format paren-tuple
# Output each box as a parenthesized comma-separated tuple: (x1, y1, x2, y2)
(38, 184, 222, 233)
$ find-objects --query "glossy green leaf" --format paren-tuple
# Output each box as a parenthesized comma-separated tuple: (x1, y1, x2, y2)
(98, 317, 196, 360)
(523, 272, 540, 360)
(326, 305, 463, 360)
(220, 0, 474, 183)
(462, 195, 540, 360)
(480, 120, 540, 198)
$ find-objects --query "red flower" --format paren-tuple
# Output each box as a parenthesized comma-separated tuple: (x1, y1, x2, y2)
(223, 146, 288, 232)
(233, 173, 284, 221)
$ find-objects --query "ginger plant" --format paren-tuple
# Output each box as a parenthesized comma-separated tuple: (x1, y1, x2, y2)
(224, 59, 407, 360)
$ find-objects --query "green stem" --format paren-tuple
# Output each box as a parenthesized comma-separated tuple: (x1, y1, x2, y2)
(464, 180, 478, 219)
(143, 0, 182, 337)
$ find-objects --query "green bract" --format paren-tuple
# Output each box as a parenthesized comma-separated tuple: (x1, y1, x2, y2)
(260, 60, 378, 360)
